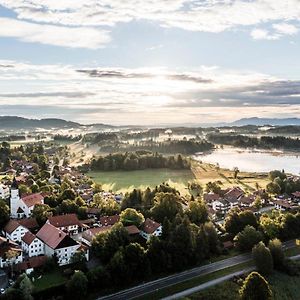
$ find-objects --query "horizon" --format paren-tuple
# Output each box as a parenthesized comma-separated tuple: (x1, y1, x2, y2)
(1, 1, 300, 124)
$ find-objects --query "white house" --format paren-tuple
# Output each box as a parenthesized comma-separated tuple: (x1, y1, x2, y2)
(0, 184, 10, 199)
(36, 223, 81, 266)
(0, 236, 23, 268)
(211, 199, 229, 212)
(140, 218, 162, 240)
(10, 178, 44, 218)
(21, 231, 44, 257)
(47, 214, 81, 235)
(4, 219, 29, 243)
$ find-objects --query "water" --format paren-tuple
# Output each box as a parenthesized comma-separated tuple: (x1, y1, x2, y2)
(195, 147, 300, 174)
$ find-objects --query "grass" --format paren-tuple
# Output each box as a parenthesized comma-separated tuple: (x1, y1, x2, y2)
(33, 270, 67, 292)
(138, 261, 253, 300)
(188, 271, 300, 300)
(88, 169, 195, 194)
(191, 161, 270, 192)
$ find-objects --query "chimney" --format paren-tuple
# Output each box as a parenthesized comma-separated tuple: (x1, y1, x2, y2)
(59, 232, 62, 237)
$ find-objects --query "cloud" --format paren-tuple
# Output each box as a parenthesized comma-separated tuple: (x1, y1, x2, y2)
(1, 61, 300, 124)
(0, 17, 111, 49)
(272, 23, 299, 35)
(250, 29, 279, 40)
(1, 0, 300, 45)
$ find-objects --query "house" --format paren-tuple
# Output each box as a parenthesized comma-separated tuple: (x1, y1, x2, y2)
(15, 255, 47, 275)
(0, 184, 9, 199)
(211, 199, 229, 212)
(125, 225, 140, 236)
(18, 218, 39, 233)
(4, 219, 28, 243)
(86, 208, 101, 218)
(203, 193, 222, 204)
(10, 178, 44, 218)
(99, 215, 120, 227)
(140, 218, 162, 240)
(0, 236, 23, 268)
(224, 187, 244, 208)
(36, 223, 81, 266)
(291, 191, 300, 203)
(272, 199, 298, 211)
(81, 226, 112, 246)
(239, 195, 255, 207)
(21, 232, 44, 257)
(47, 214, 82, 235)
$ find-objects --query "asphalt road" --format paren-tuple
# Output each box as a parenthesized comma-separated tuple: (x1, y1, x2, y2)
(97, 240, 296, 300)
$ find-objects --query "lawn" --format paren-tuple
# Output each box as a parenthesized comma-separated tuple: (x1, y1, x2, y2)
(188, 271, 300, 300)
(33, 270, 67, 292)
(88, 169, 195, 194)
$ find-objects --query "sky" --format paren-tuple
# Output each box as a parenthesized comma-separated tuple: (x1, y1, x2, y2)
(0, 0, 300, 125)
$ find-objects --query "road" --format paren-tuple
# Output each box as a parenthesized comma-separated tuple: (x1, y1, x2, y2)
(164, 253, 300, 300)
(97, 240, 296, 300)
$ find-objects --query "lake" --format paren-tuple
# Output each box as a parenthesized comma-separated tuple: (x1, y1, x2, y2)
(194, 147, 300, 175)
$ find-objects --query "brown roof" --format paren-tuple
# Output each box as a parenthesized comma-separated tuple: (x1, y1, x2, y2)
(36, 223, 67, 249)
(125, 225, 140, 235)
(22, 231, 36, 245)
(273, 199, 295, 209)
(224, 187, 244, 202)
(22, 193, 44, 207)
(18, 218, 39, 230)
(82, 226, 112, 243)
(15, 256, 47, 272)
(86, 207, 101, 215)
(99, 215, 120, 226)
(142, 218, 161, 234)
(292, 191, 300, 198)
(48, 214, 81, 228)
(203, 193, 221, 203)
(239, 196, 255, 205)
(4, 219, 23, 234)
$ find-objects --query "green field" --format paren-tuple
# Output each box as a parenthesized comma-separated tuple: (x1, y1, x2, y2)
(33, 270, 66, 292)
(188, 271, 300, 300)
(88, 169, 195, 194)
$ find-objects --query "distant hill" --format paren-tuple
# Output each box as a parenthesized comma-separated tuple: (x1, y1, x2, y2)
(0, 116, 82, 130)
(230, 117, 300, 126)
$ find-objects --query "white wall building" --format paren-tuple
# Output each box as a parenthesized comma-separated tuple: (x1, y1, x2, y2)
(21, 232, 44, 257)
(4, 220, 29, 243)
(0, 184, 10, 199)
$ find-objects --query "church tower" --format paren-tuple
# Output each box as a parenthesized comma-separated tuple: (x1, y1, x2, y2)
(10, 177, 20, 218)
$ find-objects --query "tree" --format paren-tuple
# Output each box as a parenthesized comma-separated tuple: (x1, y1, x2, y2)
(31, 204, 52, 226)
(19, 274, 33, 300)
(120, 208, 145, 227)
(150, 192, 183, 223)
(6, 250, 19, 277)
(268, 238, 285, 269)
(266, 182, 281, 195)
(233, 167, 239, 179)
(186, 200, 208, 225)
(239, 272, 272, 300)
(0, 199, 9, 229)
(225, 209, 258, 236)
(252, 242, 273, 275)
(234, 225, 263, 251)
(66, 270, 88, 299)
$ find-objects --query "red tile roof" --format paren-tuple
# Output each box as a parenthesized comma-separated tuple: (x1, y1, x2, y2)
(292, 191, 300, 198)
(18, 218, 39, 230)
(99, 215, 120, 226)
(21, 193, 44, 207)
(4, 219, 23, 234)
(142, 218, 161, 234)
(48, 214, 81, 228)
(125, 225, 140, 235)
(224, 187, 244, 202)
(82, 226, 112, 243)
(203, 193, 221, 203)
(22, 231, 36, 245)
(36, 223, 66, 249)
(15, 256, 47, 272)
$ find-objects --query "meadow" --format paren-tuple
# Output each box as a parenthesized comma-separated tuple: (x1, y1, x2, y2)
(88, 169, 195, 194)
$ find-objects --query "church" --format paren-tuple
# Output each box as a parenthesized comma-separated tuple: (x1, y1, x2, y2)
(10, 178, 44, 219)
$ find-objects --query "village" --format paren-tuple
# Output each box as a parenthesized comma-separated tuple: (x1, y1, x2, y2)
(0, 141, 300, 298)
